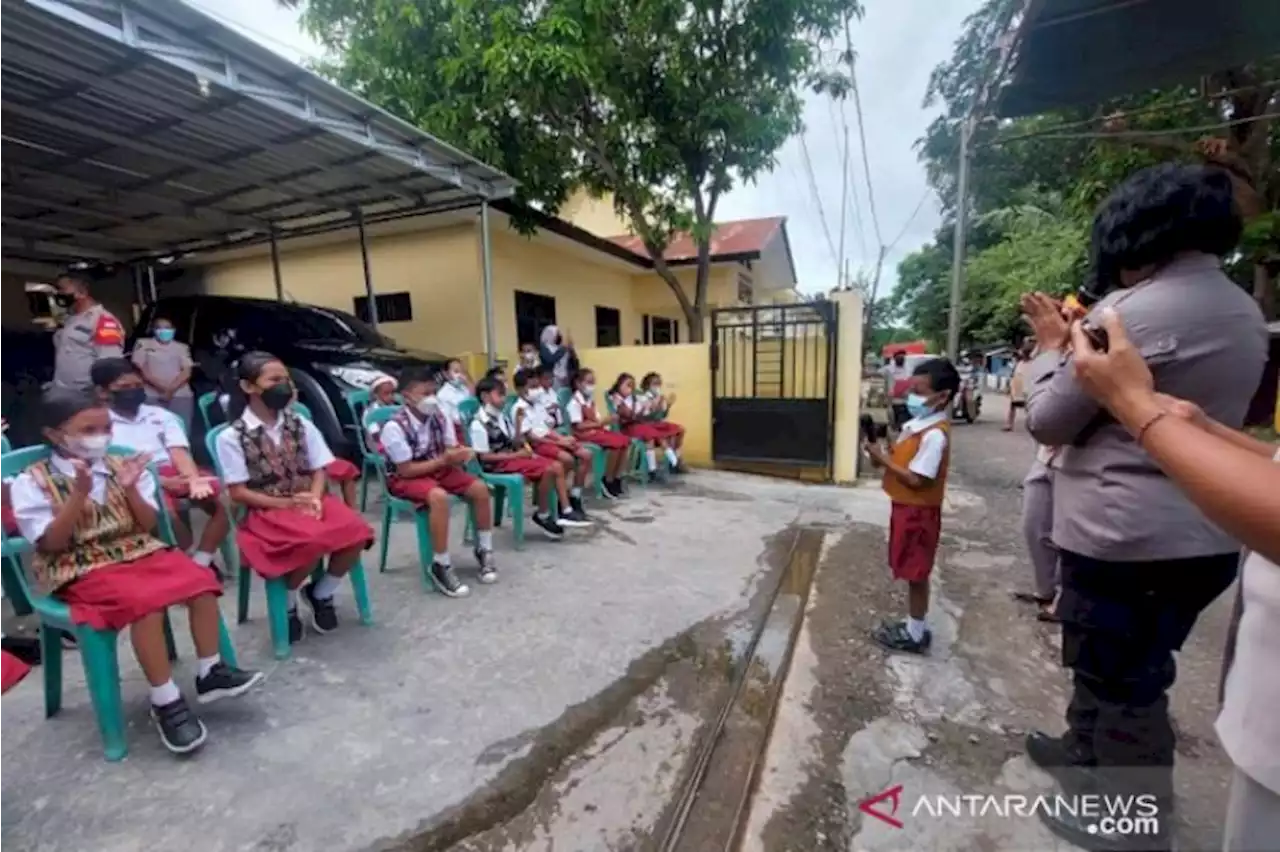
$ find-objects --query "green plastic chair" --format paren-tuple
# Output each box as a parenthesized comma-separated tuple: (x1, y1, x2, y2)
(363, 407, 482, 589)
(196, 391, 221, 434)
(552, 389, 607, 498)
(343, 388, 397, 512)
(604, 395, 653, 486)
(2, 436, 35, 616)
(204, 423, 373, 660)
(0, 444, 239, 761)
(457, 399, 554, 546)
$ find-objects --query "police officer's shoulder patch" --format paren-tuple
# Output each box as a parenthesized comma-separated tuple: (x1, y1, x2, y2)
(92, 311, 124, 345)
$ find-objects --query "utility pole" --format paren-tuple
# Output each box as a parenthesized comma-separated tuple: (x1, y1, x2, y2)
(946, 117, 972, 361)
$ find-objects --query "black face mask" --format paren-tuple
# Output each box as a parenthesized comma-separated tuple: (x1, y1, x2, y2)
(54, 293, 76, 308)
(110, 387, 147, 416)
(260, 383, 293, 412)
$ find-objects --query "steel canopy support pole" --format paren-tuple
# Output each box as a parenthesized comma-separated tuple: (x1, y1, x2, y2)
(269, 228, 284, 301)
(946, 117, 972, 362)
(146, 265, 158, 304)
(480, 200, 497, 366)
(356, 209, 377, 328)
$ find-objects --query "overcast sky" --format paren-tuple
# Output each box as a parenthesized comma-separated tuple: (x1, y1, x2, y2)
(191, 0, 981, 299)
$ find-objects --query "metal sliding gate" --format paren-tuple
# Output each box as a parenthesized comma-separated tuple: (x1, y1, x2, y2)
(709, 301, 839, 473)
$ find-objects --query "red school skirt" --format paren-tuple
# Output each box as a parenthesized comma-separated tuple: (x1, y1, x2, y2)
(388, 466, 477, 502)
(531, 439, 568, 461)
(2, 651, 31, 694)
(237, 494, 373, 579)
(622, 422, 671, 442)
(888, 503, 942, 583)
(575, 428, 630, 450)
(325, 459, 360, 483)
(57, 549, 223, 631)
(486, 456, 555, 479)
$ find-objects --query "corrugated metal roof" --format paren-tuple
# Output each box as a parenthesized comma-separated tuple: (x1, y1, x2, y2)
(2, 0, 517, 265)
(997, 0, 1280, 117)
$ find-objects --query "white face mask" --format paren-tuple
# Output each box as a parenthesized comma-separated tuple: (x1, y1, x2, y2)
(416, 395, 439, 416)
(582, 384, 595, 398)
(449, 372, 464, 385)
(522, 351, 538, 365)
(649, 385, 662, 396)
(66, 434, 109, 462)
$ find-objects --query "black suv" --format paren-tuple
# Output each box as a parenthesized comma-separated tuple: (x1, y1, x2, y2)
(130, 296, 447, 459)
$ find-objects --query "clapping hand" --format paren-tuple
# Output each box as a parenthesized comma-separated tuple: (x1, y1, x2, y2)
(187, 476, 214, 500)
(445, 447, 474, 465)
(116, 453, 152, 490)
(1020, 292, 1072, 353)
(862, 439, 887, 468)
(69, 458, 94, 497)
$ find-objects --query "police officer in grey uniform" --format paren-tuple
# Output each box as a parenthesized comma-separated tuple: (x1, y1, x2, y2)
(52, 271, 125, 392)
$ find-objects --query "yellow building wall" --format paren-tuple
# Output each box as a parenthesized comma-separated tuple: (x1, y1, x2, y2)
(486, 227, 644, 360)
(572, 343, 713, 467)
(628, 265, 743, 342)
(201, 224, 484, 357)
(558, 190, 631, 237)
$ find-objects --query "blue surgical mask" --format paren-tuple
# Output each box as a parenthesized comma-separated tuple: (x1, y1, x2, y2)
(155, 328, 175, 343)
(905, 393, 934, 419)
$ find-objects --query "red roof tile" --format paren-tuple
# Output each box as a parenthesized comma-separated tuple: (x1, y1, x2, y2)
(606, 216, 785, 262)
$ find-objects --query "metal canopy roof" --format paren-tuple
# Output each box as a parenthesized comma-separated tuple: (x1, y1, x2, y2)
(997, 0, 1280, 118)
(1, 0, 518, 266)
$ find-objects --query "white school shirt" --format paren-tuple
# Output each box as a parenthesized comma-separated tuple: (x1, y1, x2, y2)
(895, 410, 949, 479)
(10, 454, 160, 545)
(108, 404, 189, 466)
(214, 408, 335, 486)
(566, 391, 596, 425)
(468, 407, 515, 453)
(512, 395, 554, 439)
(364, 400, 395, 439)
(437, 381, 470, 425)
(379, 407, 457, 464)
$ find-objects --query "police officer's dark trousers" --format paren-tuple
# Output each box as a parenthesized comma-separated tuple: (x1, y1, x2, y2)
(1057, 550, 1238, 807)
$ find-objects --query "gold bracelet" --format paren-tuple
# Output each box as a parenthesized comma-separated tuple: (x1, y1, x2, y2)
(1135, 409, 1169, 447)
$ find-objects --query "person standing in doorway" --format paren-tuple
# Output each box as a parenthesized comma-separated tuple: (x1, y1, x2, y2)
(132, 317, 195, 430)
(539, 325, 577, 391)
(52, 271, 124, 393)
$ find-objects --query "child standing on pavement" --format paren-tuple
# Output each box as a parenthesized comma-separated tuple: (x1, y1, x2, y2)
(862, 357, 961, 654)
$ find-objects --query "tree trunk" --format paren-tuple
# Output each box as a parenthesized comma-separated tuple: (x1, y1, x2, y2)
(652, 259, 705, 342)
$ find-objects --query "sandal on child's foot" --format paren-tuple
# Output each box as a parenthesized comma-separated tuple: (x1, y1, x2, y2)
(872, 620, 931, 655)
(151, 696, 208, 755)
(473, 548, 498, 584)
(431, 562, 472, 597)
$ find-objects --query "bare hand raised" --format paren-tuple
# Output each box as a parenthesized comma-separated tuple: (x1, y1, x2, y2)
(116, 453, 152, 490)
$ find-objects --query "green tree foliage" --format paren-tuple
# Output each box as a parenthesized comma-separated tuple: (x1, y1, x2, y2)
(289, 0, 861, 341)
(890, 0, 1280, 344)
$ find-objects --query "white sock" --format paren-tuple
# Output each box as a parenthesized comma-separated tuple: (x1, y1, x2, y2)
(313, 572, 343, 600)
(150, 679, 181, 707)
(665, 448, 679, 467)
(197, 655, 220, 678)
(477, 530, 493, 551)
(434, 551, 452, 566)
(646, 449, 657, 471)
(906, 617, 928, 643)
(571, 486, 582, 498)
(191, 551, 215, 568)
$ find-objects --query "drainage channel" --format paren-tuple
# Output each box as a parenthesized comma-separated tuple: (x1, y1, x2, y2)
(658, 526, 824, 852)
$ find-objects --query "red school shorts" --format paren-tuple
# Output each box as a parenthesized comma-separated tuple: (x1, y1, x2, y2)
(486, 456, 556, 480)
(388, 465, 478, 503)
(576, 428, 630, 450)
(531, 439, 569, 461)
(325, 459, 360, 483)
(888, 502, 942, 583)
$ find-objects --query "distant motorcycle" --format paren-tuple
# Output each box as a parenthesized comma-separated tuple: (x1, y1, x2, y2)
(952, 373, 982, 423)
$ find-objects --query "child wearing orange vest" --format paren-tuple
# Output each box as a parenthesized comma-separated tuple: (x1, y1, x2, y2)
(863, 357, 961, 654)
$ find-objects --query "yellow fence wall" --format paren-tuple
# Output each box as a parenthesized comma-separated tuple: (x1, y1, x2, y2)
(712, 334, 830, 401)
(572, 343, 713, 467)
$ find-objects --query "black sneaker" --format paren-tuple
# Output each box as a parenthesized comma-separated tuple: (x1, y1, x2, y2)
(474, 548, 498, 584)
(301, 582, 339, 634)
(671, 462, 688, 475)
(569, 495, 588, 515)
(600, 479, 619, 500)
(648, 471, 661, 484)
(195, 662, 265, 704)
(532, 512, 565, 540)
(559, 506, 591, 528)
(431, 562, 471, 598)
(604, 478, 624, 498)
(151, 696, 208, 755)
(871, 620, 930, 654)
(288, 608, 304, 644)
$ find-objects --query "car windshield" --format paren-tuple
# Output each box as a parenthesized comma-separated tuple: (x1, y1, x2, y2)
(279, 304, 393, 347)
